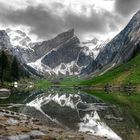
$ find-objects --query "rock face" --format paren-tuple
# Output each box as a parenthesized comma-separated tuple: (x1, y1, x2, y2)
(33, 29, 77, 61)
(81, 10, 140, 75)
(28, 29, 82, 75)
(41, 32, 81, 69)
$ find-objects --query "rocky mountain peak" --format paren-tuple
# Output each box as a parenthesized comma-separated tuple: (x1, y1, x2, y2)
(123, 10, 140, 32)
(133, 10, 140, 19)
(48, 28, 75, 47)
(32, 29, 78, 62)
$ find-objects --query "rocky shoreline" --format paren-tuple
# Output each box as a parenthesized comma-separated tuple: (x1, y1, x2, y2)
(0, 109, 108, 140)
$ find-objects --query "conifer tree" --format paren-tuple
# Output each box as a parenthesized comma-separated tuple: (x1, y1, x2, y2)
(0, 50, 9, 84)
(11, 56, 19, 81)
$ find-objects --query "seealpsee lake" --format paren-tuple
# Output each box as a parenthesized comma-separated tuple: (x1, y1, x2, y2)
(0, 87, 140, 140)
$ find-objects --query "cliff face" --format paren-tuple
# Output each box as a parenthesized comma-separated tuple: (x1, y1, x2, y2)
(32, 29, 77, 61)
(41, 35, 80, 69)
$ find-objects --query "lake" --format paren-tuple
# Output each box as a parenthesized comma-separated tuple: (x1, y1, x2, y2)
(0, 87, 140, 140)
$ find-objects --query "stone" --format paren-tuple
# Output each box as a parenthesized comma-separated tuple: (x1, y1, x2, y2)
(6, 134, 30, 140)
(28, 130, 45, 139)
(0, 89, 11, 99)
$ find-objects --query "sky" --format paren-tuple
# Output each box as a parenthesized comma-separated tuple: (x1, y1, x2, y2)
(0, 0, 140, 41)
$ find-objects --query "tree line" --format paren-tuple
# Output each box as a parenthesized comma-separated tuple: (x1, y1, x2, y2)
(0, 50, 27, 85)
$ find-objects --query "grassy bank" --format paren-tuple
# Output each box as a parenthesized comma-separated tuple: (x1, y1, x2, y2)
(34, 76, 81, 89)
(34, 79, 51, 89)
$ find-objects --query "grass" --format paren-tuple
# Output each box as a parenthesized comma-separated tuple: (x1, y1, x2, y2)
(34, 79, 51, 89)
(34, 76, 82, 90)
(80, 54, 140, 86)
(59, 76, 81, 86)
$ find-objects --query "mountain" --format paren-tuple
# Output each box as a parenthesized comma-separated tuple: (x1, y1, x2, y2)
(28, 29, 106, 76)
(6, 28, 33, 49)
(32, 29, 78, 61)
(81, 37, 109, 59)
(0, 30, 41, 79)
(81, 10, 140, 75)
(27, 29, 81, 75)
(5, 28, 34, 63)
(1, 28, 106, 77)
(2, 10, 140, 77)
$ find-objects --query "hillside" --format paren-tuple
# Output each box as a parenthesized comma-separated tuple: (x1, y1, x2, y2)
(80, 54, 140, 86)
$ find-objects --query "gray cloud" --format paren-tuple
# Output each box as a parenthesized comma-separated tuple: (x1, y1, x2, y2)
(0, 1, 134, 40)
(64, 8, 120, 38)
(0, 4, 65, 39)
(115, 0, 140, 16)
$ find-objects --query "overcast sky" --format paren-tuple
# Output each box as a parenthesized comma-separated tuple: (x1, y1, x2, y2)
(0, 0, 140, 41)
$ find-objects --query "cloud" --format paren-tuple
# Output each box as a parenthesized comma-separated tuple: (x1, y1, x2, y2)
(64, 8, 120, 37)
(0, 4, 65, 40)
(115, 0, 140, 16)
(0, 1, 130, 40)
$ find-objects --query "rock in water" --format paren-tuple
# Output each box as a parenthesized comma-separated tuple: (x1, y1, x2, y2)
(0, 88, 11, 99)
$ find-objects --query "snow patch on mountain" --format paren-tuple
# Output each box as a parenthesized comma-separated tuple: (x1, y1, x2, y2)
(81, 38, 110, 59)
(28, 59, 81, 75)
(6, 28, 33, 50)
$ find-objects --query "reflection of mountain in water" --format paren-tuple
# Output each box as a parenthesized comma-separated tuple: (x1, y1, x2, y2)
(22, 88, 138, 140)
(1, 87, 140, 140)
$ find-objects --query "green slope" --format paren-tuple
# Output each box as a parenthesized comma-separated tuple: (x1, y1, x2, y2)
(80, 54, 140, 86)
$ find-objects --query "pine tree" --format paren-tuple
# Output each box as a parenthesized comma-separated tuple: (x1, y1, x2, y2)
(11, 56, 19, 81)
(0, 50, 9, 84)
